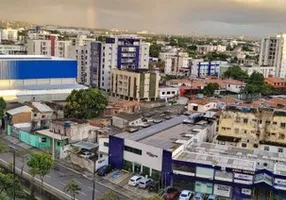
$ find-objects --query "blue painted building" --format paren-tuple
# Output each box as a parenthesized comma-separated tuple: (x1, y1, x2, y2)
(0, 55, 86, 102)
(191, 60, 229, 78)
(106, 115, 286, 200)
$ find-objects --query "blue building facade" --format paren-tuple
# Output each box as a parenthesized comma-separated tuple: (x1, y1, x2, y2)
(197, 62, 221, 77)
(108, 135, 286, 199)
(0, 59, 77, 79)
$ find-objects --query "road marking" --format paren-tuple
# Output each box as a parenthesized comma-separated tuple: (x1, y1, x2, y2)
(88, 186, 99, 193)
(74, 179, 82, 185)
(59, 181, 66, 186)
(79, 191, 87, 196)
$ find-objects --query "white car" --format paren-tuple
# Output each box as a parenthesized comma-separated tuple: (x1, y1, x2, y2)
(179, 190, 194, 200)
(128, 175, 143, 187)
(80, 151, 94, 159)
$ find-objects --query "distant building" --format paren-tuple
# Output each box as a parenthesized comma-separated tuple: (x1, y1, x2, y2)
(241, 65, 275, 77)
(158, 86, 179, 100)
(112, 112, 142, 129)
(27, 36, 71, 58)
(164, 56, 192, 76)
(265, 77, 286, 89)
(0, 55, 86, 102)
(70, 35, 95, 46)
(0, 44, 26, 55)
(259, 34, 286, 78)
(111, 69, 160, 102)
(188, 99, 217, 113)
(191, 60, 229, 78)
(196, 45, 226, 54)
(1, 28, 18, 42)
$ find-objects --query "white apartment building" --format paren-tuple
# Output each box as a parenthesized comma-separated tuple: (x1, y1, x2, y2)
(165, 56, 192, 76)
(197, 45, 227, 54)
(259, 34, 286, 78)
(0, 44, 26, 55)
(1, 28, 18, 42)
(241, 65, 275, 78)
(27, 36, 71, 58)
(70, 35, 95, 46)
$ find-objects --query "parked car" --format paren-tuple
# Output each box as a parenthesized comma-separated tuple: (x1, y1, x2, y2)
(138, 178, 153, 189)
(80, 151, 94, 159)
(192, 193, 205, 200)
(148, 181, 160, 193)
(97, 165, 112, 176)
(207, 195, 217, 200)
(179, 190, 194, 200)
(128, 175, 143, 187)
(163, 188, 180, 200)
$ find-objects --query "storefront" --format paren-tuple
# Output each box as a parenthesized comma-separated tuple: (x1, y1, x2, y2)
(195, 181, 213, 194)
(213, 184, 232, 198)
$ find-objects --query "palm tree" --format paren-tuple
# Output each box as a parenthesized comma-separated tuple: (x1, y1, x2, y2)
(64, 179, 81, 200)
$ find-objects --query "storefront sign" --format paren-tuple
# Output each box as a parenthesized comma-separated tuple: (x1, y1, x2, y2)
(146, 152, 158, 158)
(241, 188, 252, 195)
(254, 173, 273, 185)
(234, 173, 253, 184)
(232, 168, 255, 175)
(213, 184, 232, 197)
(95, 157, 108, 171)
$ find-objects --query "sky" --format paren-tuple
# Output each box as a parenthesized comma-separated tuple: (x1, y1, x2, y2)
(1, 0, 286, 37)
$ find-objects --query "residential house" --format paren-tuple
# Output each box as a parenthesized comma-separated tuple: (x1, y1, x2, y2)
(112, 112, 142, 129)
(265, 77, 286, 89)
(188, 99, 217, 113)
(6, 106, 33, 125)
(103, 100, 142, 116)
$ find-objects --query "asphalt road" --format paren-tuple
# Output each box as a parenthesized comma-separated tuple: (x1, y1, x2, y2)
(0, 136, 129, 200)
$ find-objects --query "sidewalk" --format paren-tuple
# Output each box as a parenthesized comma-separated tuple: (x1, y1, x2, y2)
(57, 159, 145, 200)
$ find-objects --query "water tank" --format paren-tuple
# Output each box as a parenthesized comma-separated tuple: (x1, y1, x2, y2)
(64, 121, 71, 128)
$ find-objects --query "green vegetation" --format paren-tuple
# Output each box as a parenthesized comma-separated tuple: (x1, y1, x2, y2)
(223, 66, 249, 81)
(203, 83, 220, 97)
(203, 52, 230, 62)
(64, 179, 81, 200)
(0, 168, 26, 199)
(149, 44, 162, 57)
(98, 190, 120, 200)
(223, 66, 274, 95)
(64, 88, 108, 119)
(0, 97, 6, 120)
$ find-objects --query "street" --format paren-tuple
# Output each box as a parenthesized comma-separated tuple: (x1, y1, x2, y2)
(0, 136, 132, 200)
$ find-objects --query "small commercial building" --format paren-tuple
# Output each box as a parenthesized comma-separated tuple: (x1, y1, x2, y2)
(112, 112, 142, 129)
(158, 86, 179, 100)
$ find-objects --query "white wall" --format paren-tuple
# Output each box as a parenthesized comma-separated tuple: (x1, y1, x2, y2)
(158, 87, 179, 100)
(226, 84, 244, 93)
(124, 139, 163, 171)
(98, 137, 109, 156)
(188, 102, 217, 113)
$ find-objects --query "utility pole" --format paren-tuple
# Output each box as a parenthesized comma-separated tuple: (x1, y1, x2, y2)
(10, 145, 16, 200)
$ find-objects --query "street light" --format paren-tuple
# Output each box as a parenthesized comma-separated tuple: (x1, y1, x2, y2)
(9, 145, 16, 200)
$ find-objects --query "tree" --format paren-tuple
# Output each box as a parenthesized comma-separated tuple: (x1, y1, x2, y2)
(64, 88, 108, 119)
(149, 44, 161, 57)
(98, 190, 120, 200)
(223, 66, 249, 81)
(0, 97, 6, 127)
(27, 152, 54, 197)
(203, 83, 220, 97)
(64, 179, 81, 200)
(0, 168, 25, 199)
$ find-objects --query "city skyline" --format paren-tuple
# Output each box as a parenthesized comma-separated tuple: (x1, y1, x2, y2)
(1, 0, 286, 37)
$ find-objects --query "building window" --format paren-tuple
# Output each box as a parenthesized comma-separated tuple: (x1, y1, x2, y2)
(281, 123, 286, 129)
(273, 121, 277, 125)
(242, 143, 247, 148)
(278, 148, 283, 153)
(103, 142, 109, 147)
(124, 146, 142, 155)
(271, 133, 276, 136)
(243, 118, 248, 123)
(264, 146, 269, 151)
(162, 92, 165, 95)
(41, 138, 47, 143)
(234, 128, 239, 134)
(34, 113, 37, 117)
(266, 121, 271, 124)
(253, 144, 258, 148)
(57, 141, 61, 146)
(167, 91, 171, 95)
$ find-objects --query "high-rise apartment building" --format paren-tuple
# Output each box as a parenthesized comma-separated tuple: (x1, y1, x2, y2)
(27, 36, 71, 58)
(68, 35, 150, 91)
(259, 34, 286, 78)
(1, 28, 18, 42)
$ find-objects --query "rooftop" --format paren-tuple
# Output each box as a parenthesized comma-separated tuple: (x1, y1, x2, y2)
(0, 55, 75, 61)
(265, 77, 286, 83)
(6, 105, 33, 115)
(174, 142, 286, 173)
(113, 112, 142, 121)
(25, 102, 53, 113)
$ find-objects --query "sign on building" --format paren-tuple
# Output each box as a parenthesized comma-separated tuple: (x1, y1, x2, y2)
(213, 184, 232, 197)
(95, 157, 108, 171)
(233, 173, 253, 184)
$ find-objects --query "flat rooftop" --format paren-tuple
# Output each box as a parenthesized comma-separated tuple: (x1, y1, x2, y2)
(174, 142, 286, 173)
(0, 55, 75, 61)
(116, 115, 214, 150)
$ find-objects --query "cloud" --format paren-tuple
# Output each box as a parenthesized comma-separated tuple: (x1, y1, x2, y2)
(0, 0, 285, 36)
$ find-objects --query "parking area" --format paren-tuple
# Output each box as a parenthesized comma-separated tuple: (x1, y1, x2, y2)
(102, 170, 157, 199)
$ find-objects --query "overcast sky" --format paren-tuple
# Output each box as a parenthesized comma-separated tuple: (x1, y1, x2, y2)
(1, 0, 286, 37)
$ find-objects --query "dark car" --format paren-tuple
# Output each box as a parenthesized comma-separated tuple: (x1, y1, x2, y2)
(148, 181, 160, 193)
(97, 165, 112, 176)
(163, 188, 180, 200)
